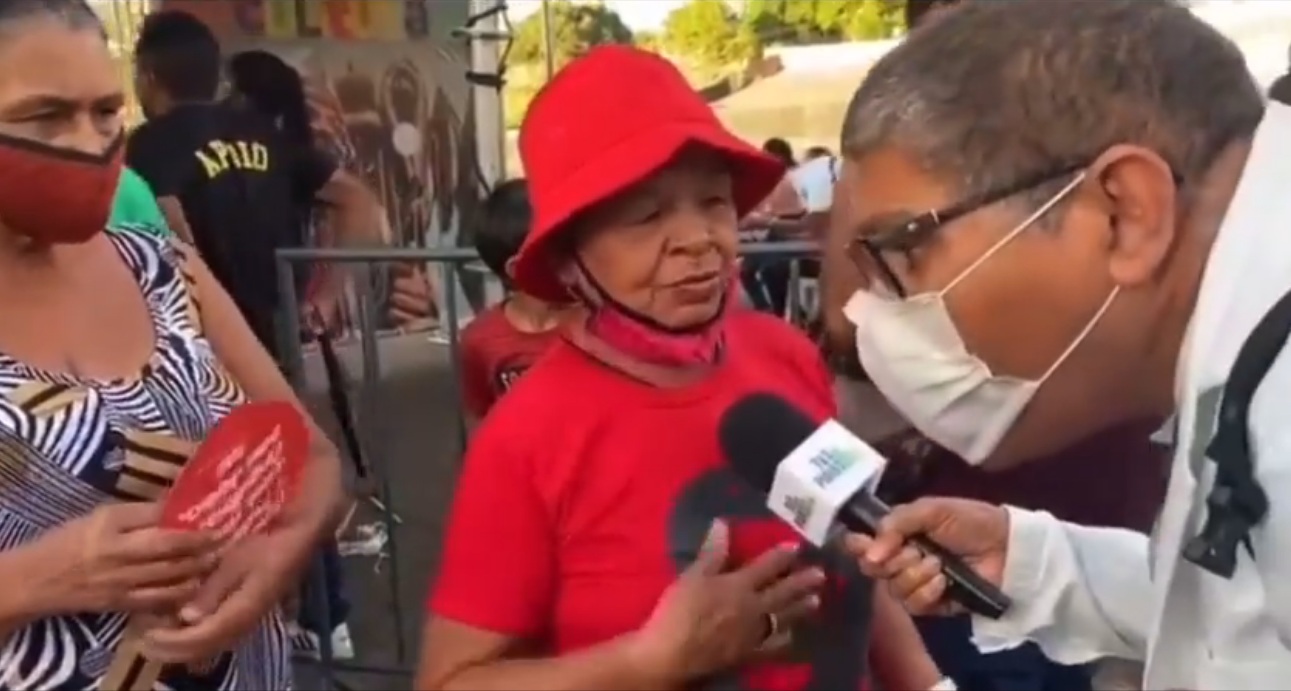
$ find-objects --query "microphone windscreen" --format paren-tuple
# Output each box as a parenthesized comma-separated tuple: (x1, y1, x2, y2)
(718, 392, 819, 494)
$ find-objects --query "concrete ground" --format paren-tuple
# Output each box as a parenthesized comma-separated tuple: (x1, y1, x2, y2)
(292, 333, 468, 690)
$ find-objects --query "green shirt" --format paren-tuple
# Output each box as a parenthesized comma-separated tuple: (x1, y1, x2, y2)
(109, 167, 170, 236)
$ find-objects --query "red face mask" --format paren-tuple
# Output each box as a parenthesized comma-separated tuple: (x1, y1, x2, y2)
(577, 259, 735, 367)
(0, 132, 124, 245)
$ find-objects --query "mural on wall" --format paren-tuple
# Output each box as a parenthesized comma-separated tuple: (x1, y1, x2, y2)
(160, 0, 490, 339)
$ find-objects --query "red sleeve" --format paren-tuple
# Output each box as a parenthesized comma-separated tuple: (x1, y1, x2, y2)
(427, 426, 555, 635)
(775, 316, 838, 419)
(458, 330, 496, 418)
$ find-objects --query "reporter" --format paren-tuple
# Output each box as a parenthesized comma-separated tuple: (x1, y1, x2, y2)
(835, 1, 1291, 687)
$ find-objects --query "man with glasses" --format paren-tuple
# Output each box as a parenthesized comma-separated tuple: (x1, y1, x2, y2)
(819, 1, 1171, 689)
(834, 1, 1291, 688)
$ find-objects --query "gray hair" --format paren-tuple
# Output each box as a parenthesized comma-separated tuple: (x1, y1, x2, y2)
(842, 0, 1264, 208)
(0, 0, 103, 39)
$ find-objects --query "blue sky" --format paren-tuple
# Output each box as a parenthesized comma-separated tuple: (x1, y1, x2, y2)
(507, 0, 691, 31)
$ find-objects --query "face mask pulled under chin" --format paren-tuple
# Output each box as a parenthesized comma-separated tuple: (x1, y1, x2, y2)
(571, 259, 733, 368)
(0, 132, 123, 245)
(845, 173, 1119, 465)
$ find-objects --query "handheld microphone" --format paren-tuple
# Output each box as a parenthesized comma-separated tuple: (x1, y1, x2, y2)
(718, 392, 1012, 620)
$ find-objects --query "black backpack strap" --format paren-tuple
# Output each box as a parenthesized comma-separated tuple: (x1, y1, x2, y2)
(1183, 286, 1291, 577)
(314, 325, 370, 482)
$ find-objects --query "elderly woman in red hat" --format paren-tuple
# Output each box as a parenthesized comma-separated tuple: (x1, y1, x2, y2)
(415, 46, 942, 691)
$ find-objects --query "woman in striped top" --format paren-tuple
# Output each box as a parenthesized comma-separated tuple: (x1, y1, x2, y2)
(0, 2, 345, 689)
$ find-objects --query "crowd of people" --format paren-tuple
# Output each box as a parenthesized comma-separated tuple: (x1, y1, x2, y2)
(1, 0, 1290, 689)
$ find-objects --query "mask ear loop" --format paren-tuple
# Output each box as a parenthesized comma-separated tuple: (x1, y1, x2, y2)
(1036, 285, 1120, 383)
(938, 172, 1088, 297)
(929, 169, 1114, 384)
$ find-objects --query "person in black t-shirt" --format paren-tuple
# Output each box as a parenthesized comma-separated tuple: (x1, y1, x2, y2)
(127, 10, 375, 359)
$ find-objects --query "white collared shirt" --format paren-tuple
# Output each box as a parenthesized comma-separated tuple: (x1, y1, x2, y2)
(971, 103, 1291, 689)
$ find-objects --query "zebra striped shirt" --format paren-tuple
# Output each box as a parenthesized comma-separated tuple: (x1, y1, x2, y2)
(0, 228, 291, 690)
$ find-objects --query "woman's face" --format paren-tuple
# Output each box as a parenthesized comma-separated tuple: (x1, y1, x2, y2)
(566, 148, 740, 329)
(0, 19, 121, 153)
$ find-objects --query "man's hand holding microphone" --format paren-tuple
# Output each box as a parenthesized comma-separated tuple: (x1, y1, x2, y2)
(716, 393, 1020, 691)
(719, 393, 1013, 623)
(845, 498, 1010, 616)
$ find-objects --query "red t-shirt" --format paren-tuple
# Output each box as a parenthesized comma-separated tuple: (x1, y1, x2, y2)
(430, 310, 874, 690)
(458, 303, 563, 418)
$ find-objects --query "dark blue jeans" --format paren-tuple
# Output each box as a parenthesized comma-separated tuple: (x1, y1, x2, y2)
(916, 616, 1091, 691)
(300, 542, 351, 634)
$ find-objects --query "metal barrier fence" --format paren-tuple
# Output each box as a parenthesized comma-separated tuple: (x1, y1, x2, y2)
(276, 241, 818, 689)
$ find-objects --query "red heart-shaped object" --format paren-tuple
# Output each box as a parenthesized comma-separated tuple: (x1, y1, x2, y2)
(160, 401, 309, 542)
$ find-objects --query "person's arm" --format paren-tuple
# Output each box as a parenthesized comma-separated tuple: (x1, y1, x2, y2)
(292, 147, 381, 247)
(126, 126, 196, 245)
(184, 245, 345, 544)
(156, 198, 195, 245)
(292, 148, 380, 312)
(314, 169, 381, 245)
(869, 587, 942, 690)
(971, 508, 1153, 665)
(820, 178, 862, 356)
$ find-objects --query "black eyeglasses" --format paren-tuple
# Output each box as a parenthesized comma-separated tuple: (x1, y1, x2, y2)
(846, 162, 1089, 298)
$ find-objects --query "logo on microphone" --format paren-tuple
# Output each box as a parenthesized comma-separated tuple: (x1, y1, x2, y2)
(808, 448, 859, 489)
(782, 494, 815, 529)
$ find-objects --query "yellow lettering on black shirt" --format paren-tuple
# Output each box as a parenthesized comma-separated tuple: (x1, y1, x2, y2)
(194, 139, 272, 178)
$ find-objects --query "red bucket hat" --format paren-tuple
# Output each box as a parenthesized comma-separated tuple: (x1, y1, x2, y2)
(511, 45, 786, 302)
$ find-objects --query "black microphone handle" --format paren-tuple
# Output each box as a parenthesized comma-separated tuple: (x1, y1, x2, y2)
(839, 493, 1013, 620)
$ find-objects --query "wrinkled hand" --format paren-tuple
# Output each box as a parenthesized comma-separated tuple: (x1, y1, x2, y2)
(845, 498, 1009, 616)
(24, 502, 217, 616)
(140, 530, 307, 664)
(631, 520, 825, 685)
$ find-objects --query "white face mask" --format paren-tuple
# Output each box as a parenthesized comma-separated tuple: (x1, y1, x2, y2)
(844, 172, 1119, 464)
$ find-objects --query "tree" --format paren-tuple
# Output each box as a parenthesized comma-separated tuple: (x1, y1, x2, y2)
(510, 0, 634, 69)
(661, 0, 759, 68)
(843, 0, 905, 40)
(811, 0, 859, 37)
(741, 0, 904, 45)
(742, 0, 798, 45)
(634, 29, 664, 53)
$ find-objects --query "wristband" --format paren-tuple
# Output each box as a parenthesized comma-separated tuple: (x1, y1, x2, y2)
(929, 677, 958, 691)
